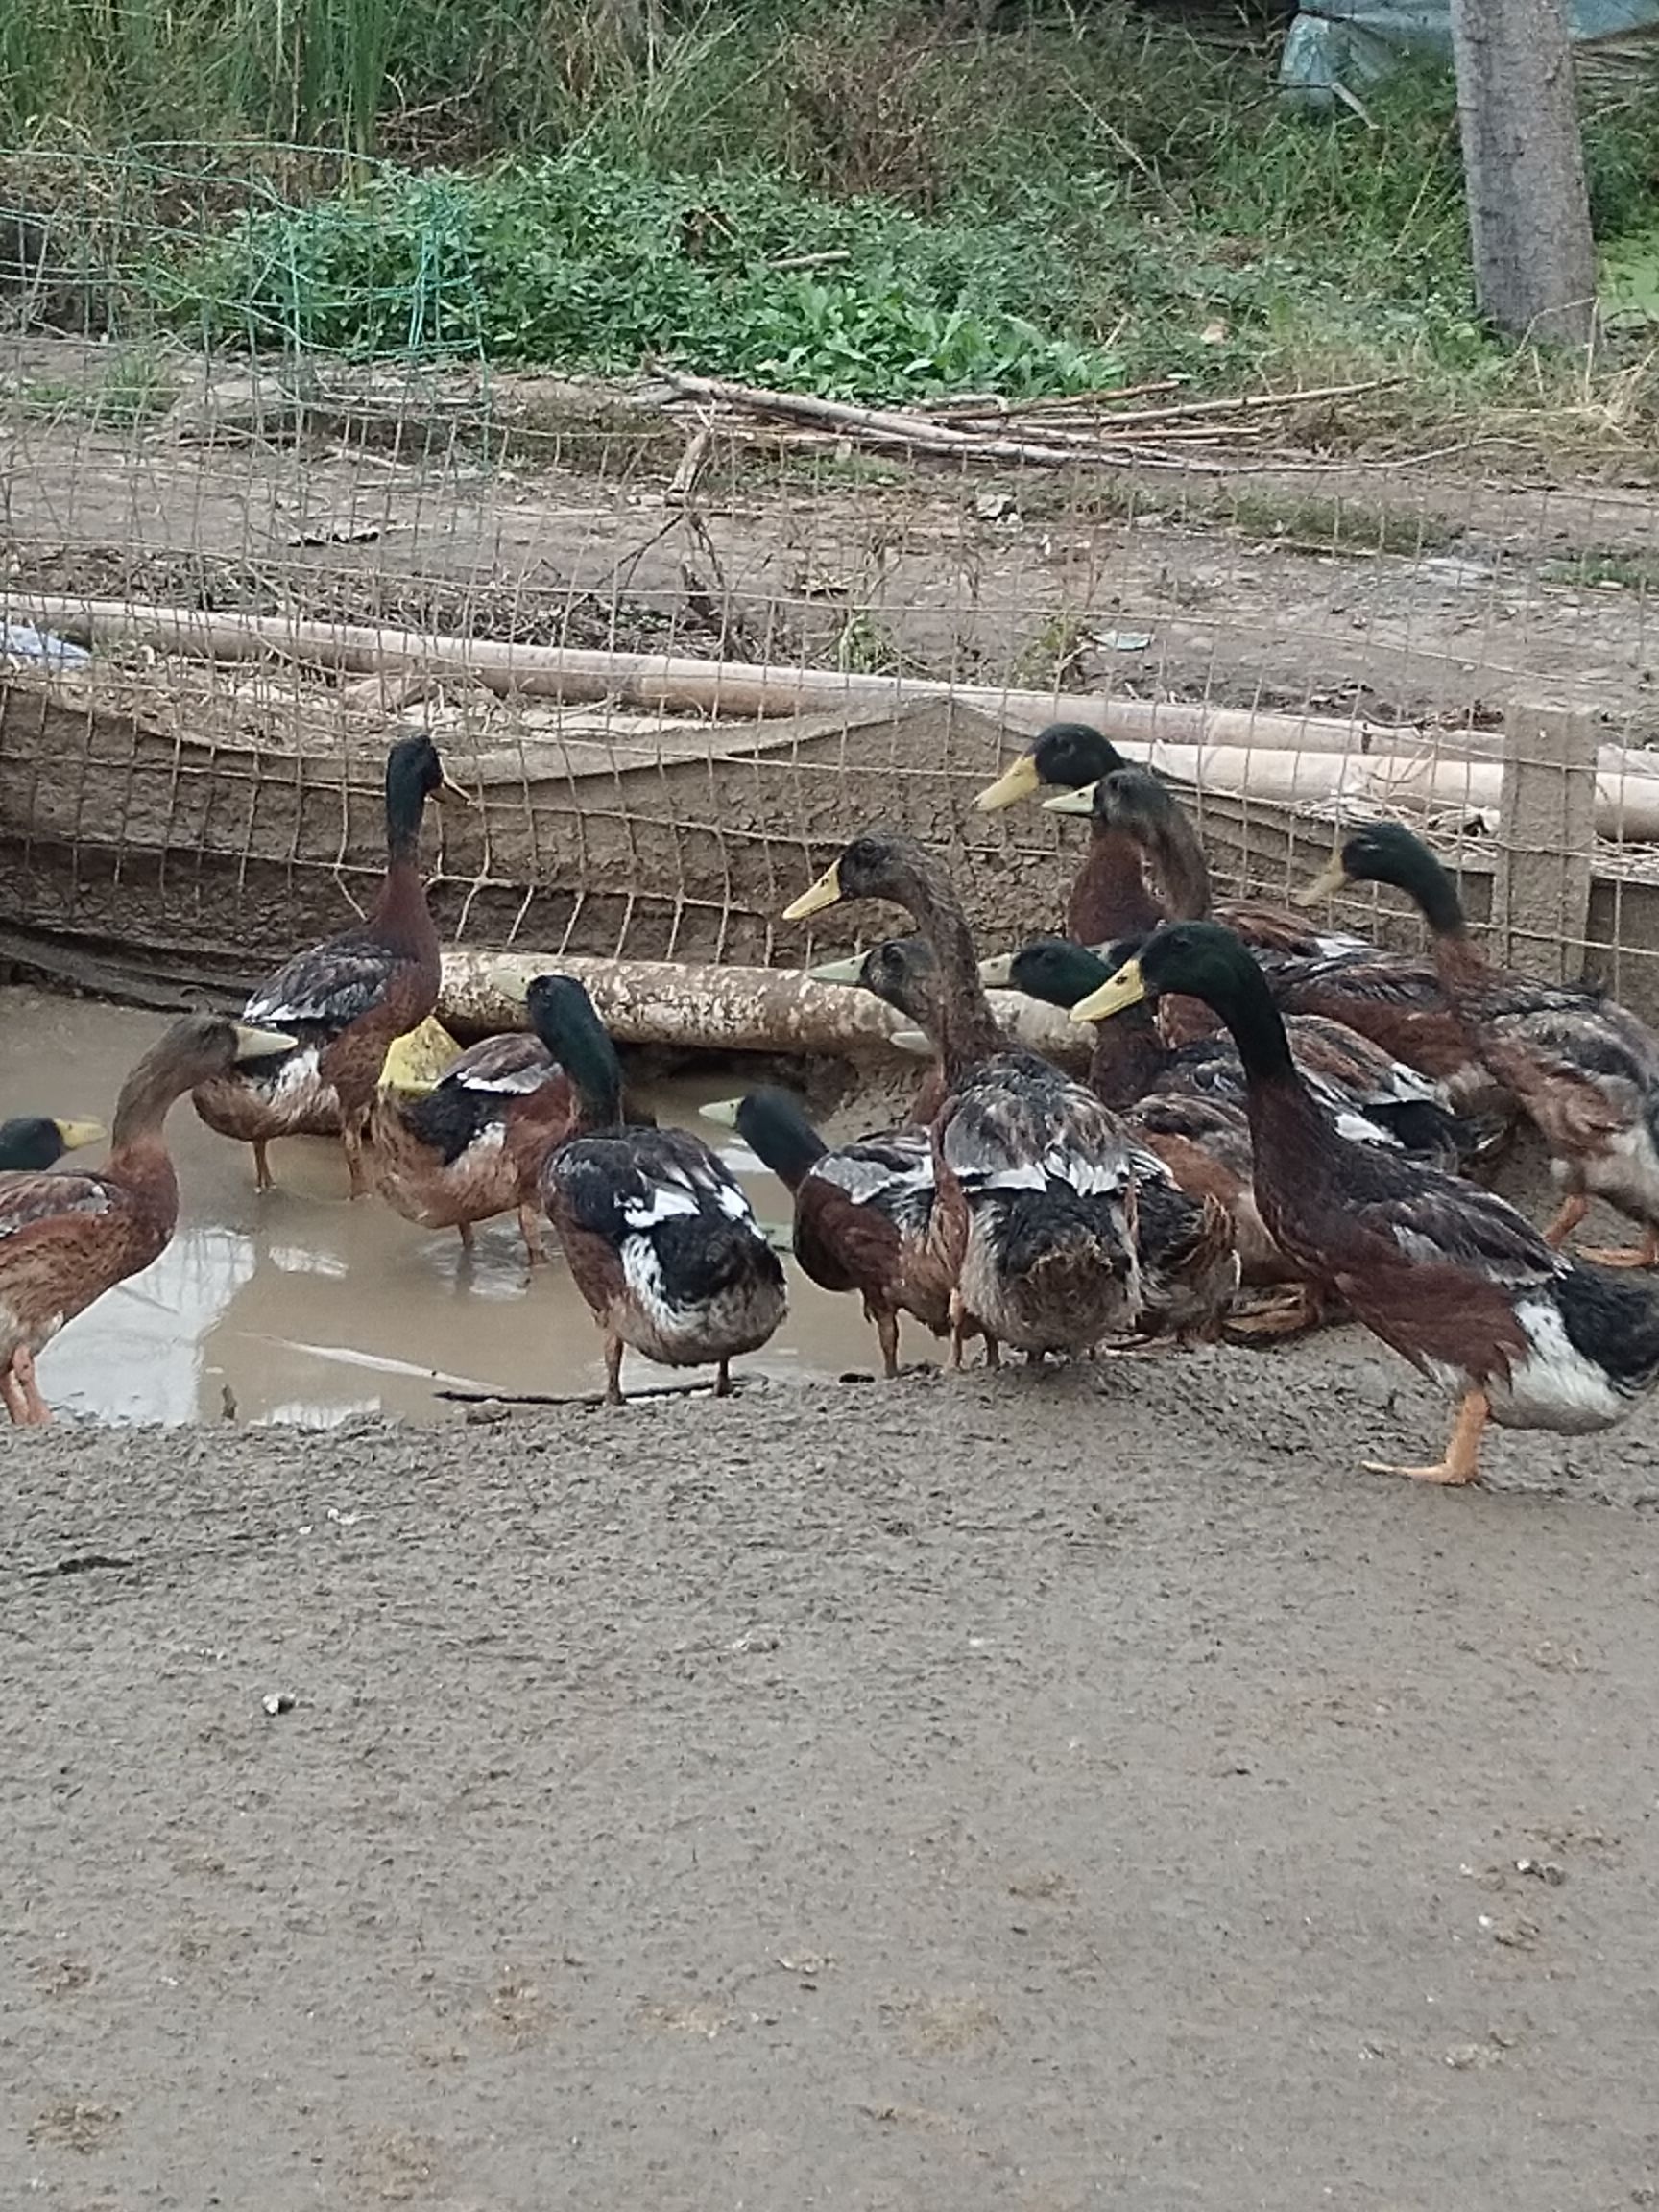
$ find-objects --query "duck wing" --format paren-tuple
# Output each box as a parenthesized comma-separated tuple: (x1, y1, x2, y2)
(941, 1053, 1135, 1200)
(440, 1035, 559, 1094)
(244, 926, 405, 1032)
(0, 1169, 118, 1244)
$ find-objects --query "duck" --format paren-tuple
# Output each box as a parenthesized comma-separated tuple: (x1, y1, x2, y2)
(1070, 920, 1659, 1486)
(194, 733, 466, 1195)
(1045, 762, 1375, 963)
(982, 936, 1319, 1334)
(783, 833, 1150, 1362)
(818, 926, 1238, 1345)
(974, 723, 1166, 944)
(527, 974, 786, 1403)
(1300, 820, 1659, 1264)
(371, 1007, 579, 1263)
(702, 1087, 958, 1375)
(811, 935, 949, 1122)
(1052, 767, 1502, 1118)
(0, 1014, 295, 1425)
(990, 932, 1470, 1171)
(0, 1117, 104, 1171)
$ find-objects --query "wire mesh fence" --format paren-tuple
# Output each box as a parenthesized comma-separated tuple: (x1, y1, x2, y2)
(5, 145, 1659, 1025)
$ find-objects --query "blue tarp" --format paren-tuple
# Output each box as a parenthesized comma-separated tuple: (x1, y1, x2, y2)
(1281, 0, 1659, 101)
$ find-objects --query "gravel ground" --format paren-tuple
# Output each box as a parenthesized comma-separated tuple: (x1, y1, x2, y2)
(9, 1333, 1659, 2211)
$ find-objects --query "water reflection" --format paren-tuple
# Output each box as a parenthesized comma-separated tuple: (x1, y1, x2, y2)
(2, 988, 880, 1428)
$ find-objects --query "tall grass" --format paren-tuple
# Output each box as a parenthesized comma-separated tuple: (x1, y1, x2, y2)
(5, 0, 1659, 421)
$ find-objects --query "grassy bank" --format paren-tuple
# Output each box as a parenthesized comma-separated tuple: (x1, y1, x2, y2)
(6, 2, 1659, 428)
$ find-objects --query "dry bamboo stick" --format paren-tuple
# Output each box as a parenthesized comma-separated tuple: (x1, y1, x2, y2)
(1101, 737, 1659, 840)
(440, 950, 1084, 1063)
(659, 371, 1238, 473)
(8, 590, 1522, 764)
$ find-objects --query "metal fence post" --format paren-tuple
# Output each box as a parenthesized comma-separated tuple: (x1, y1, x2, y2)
(1493, 702, 1597, 985)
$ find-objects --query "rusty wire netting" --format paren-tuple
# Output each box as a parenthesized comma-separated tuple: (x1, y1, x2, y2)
(4, 149, 1659, 1020)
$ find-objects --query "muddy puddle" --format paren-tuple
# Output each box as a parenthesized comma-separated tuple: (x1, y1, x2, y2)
(0, 987, 882, 1426)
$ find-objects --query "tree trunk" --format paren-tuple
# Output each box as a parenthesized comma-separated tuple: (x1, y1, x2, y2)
(1449, 0, 1597, 348)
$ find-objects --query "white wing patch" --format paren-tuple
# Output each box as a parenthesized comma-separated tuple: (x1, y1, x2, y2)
(623, 1184, 701, 1231)
(455, 1065, 557, 1096)
(1334, 1103, 1400, 1148)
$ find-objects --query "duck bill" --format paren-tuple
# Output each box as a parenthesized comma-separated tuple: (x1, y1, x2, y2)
(700, 1097, 743, 1128)
(52, 1118, 106, 1151)
(1042, 781, 1097, 817)
(976, 953, 1015, 987)
(1294, 854, 1352, 909)
(889, 1028, 934, 1058)
(807, 954, 864, 985)
(974, 754, 1043, 812)
(782, 862, 844, 922)
(232, 1023, 300, 1060)
(1069, 957, 1146, 1024)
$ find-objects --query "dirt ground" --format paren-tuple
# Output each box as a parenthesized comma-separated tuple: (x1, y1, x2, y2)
(5, 341, 1659, 739)
(11, 1334, 1659, 2210)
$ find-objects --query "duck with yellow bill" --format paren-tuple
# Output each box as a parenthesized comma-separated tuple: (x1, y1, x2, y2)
(784, 834, 1148, 1362)
(371, 1005, 580, 1263)
(1070, 921, 1659, 1486)
(194, 733, 469, 1196)
(1299, 820, 1659, 1265)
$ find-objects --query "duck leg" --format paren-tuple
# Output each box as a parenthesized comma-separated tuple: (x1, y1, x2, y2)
(1542, 1191, 1589, 1249)
(1224, 1283, 1325, 1339)
(1364, 1390, 1489, 1486)
(603, 1334, 626, 1407)
(517, 1204, 543, 1266)
(457, 1220, 476, 1257)
(1575, 1225, 1659, 1268)
(714, 1358, 733, 1398)
(343, 1121, 370, 1199)
(1, 1358, 27, 1426)
(11, 1347, 50, 1426)
(872, 1304, 901, 1381)
(252, 1139, 275, 1194)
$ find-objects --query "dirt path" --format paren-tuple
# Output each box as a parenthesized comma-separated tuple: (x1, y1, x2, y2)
(7, 346, 1659, 737)
(10, 1338, 1659, 2209)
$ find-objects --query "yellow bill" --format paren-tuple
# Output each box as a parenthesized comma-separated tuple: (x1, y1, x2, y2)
(699, 1097, 743, 1128)
(974, 753, 1044, 812)
(52, 1118, 106, 1151)
(1042, 781, 1098, 817)
(379, 1016, 464, 1092)
(1069, 956, 1146, 1025)
(889, 1028, 933, 1058)
(782, 860, 844, 922)
(975, 953, 1015, 987)
(1293, 854, 1352, 909)
(232, 1023, 301, 1060)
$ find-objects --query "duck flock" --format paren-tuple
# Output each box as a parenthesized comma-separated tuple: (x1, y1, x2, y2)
(4, 719, 1659, 1484)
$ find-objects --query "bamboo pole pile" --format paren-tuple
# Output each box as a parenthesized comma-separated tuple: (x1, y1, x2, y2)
(658, 371, 1406, 474)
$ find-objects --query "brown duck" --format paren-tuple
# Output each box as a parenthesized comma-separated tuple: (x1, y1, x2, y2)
(0, 1014, 295, 1424)
(194, 733, 466, 1194)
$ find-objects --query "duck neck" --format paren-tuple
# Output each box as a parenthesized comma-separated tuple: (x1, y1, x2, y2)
(1086, 1001, 1169, 1111)
(108, 1046, 190, 1204)
(1403, 855, 1487, 993)
(1210, 968, 1326, 1153)
(373, 777, 438, 950)
(897, 873, 1004, 1081)
(1142, 807, 1213, 924)
(557, 1021, 626, 1136)
(740, 1098, 827, 1193)
(1067, 829, 1166, 943)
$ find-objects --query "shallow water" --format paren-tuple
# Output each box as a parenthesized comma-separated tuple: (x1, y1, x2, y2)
(0, 988, 883, 1426)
